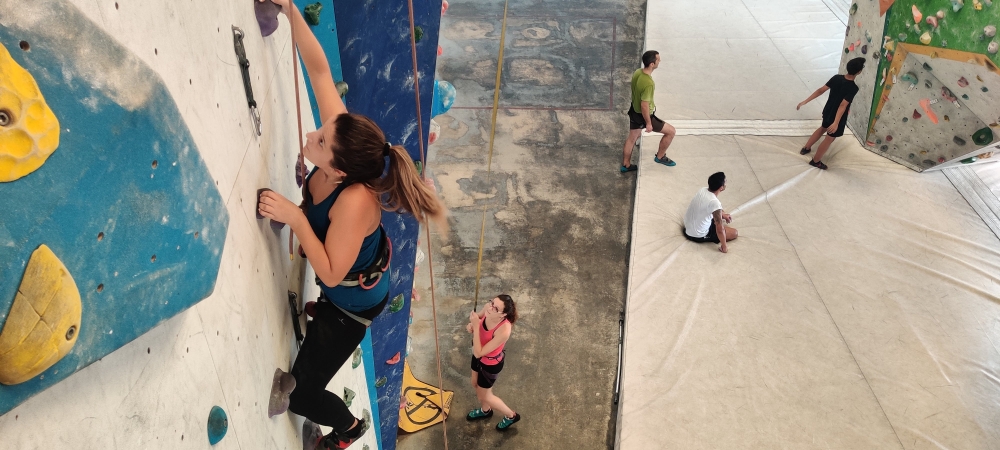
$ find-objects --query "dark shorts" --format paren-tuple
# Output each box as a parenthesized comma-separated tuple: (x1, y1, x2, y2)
(683, 219, 720, 244)
(628, 106, 666, 132)
(821, 111, 848, 138)
(471, 355, 505, 389)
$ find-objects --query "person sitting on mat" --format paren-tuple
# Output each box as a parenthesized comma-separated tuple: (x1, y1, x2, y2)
(683, 172, 737, 253)
(465, 294, 521, 431)
(256, 0, 446, 448)
(796, 57, 865, 170)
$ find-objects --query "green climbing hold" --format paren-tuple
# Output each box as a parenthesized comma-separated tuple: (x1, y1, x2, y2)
(922, 62, 933, 71)
(982, 86, 990, 92)
(414, 26, 425, 43)
(364, 445, 370, 450)
(375, 376, 387, 388)
(962, 94, 969, 99)
(304, 2, 322, 25)
(352, 347, 362, 369)
(344, 387, 356, 407)
(903, 117, 909, 122)
(362, 409, 372, 433)
(388, 293, 405, 313)
(336, 81, 349, 98)
(850, 3, 858, 14)
(973, 127, 994, 146)
(954, 136, 967, 146)
(207, 406, 228, 445)
(961, 157, 978, 164)
(415, 161, 423, 173)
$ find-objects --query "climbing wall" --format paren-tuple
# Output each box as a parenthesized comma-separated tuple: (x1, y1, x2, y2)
(842, 0, 887, 137)
(0, 1, 227, 414)
(329, 1, 444, 449)
(847, 0, 1000, 171)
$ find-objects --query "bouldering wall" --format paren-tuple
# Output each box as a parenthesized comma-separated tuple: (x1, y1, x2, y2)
(330, 1, 444, 449)
(0, 1, 227, 414)
(846, 0, 1000, 171)
(842, 0, 887, 137)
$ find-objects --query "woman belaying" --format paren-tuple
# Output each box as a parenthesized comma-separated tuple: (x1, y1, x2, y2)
(466, 294, 521, 430)
(256, 0, 446, 447)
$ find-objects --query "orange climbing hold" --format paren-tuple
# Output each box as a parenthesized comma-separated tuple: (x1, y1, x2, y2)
(919, 99, 939, 124)
(912, 5, 922, 24)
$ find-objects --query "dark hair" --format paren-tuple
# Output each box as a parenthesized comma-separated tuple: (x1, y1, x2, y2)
(496, 294, 518, 324)
(708, 172, 726, 192)
(641, 50, 659, 68)
(329, 113, 446, 229)
(846, 57, 865, 75)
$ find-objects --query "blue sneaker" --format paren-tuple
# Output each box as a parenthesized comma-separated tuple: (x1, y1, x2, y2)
(620, 164, 637, 173)
(496, 413, 520, 430)
(467, 408, 493, 421)
(654, 155, 676, 167)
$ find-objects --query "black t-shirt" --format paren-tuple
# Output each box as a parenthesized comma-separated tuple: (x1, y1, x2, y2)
(823, 75, 859, 118)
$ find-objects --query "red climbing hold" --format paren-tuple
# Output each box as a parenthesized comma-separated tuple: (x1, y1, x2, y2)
(958, 77, 969, 87)
(886, 135, 893, 142)
(912, 109, 922, 119)
(386, 352, 401, 365)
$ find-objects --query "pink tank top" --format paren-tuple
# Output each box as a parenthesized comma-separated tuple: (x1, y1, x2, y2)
(479, 317, 509, 365)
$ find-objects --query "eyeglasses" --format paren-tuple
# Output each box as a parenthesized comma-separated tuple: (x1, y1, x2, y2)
(488, 302, 501, 313)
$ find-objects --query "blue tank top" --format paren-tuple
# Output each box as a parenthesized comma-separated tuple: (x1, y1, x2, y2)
(304, 168, 389, 311)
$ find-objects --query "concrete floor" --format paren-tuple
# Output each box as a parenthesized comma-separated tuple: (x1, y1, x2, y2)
(399, 0, 645, 449)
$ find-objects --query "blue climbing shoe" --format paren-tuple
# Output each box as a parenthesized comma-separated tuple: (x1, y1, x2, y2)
(653, 155, 676, 167)
(467, 408, 493, 421)
(496, 413, 520, 430)
(620, 164, 637, 173)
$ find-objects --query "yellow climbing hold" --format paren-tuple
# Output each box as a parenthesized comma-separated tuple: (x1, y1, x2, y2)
(920, 32, 932, 45)
(0, 245, 82, 385)
(0, 41, 60, 182)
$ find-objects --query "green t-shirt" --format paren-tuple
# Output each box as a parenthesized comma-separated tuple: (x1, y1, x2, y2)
(631, 69, 655, 113)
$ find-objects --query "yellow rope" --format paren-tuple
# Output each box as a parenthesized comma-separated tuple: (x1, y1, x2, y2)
(473, 0, 509, 311)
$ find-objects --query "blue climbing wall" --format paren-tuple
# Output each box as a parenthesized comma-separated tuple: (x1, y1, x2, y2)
(0, 13, 227, 415)
(332, 1, 443, 448)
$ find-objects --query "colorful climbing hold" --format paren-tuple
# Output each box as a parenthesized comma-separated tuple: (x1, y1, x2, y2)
(912, 110, 922, 119)
(207, 406, 228, 445)
(880, 145, 889, 151)
(923, 159, 935, 166)
(352, 348, 362, 369)
(961, 94, 969, 99)
(909, 153, 916, 158)
(961, 157, 978, 163)
(386, 352, 401, 365)
(919, 99, 938, 124)
(414, 26, 424, 43)
(952, 0, 964, 12)
(938, 156, 946, 163)
(304, 2, 322, 26)
(983, 86, 990, 92)
(886, 135, 893, 142)
(437, 45, 443, 56)
(958, 77, 969, 87)
(336, 81, 348, 98)
(441, 0, 449, 14)
(431, 80, 456, 117)
(912, 5, 923, 24)
(344, 387, 356, 407)
(989, 41, 998, 54)
(973, 127, 995, 145)
(375, 377, 387, 388)
(850, 3, 858, 14)
(922, 62, 933, 71)
(903, 117, 909, 122)
(255, 0, 282, 37)
(926, 16, 938, 29)
(987, 26, 997, 38)
(861, 45, 868, 54)
(944, 115, 950, 121)
(954, 136, 967, 145)
(924, 80, 933, 89)
(937, 10, 946, 19)
(389, 293, 405, 313)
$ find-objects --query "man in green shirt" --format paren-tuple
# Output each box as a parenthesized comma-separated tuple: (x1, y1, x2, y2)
(621, 50, 677, 173)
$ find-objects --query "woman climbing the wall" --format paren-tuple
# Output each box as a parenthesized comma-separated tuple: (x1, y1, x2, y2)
(256, 0, 446, 448)
(465, 294, 521, 430)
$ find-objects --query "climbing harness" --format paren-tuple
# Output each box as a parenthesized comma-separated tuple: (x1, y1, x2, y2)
(231, 26, 262, 136)
(336, 226, 392, 289)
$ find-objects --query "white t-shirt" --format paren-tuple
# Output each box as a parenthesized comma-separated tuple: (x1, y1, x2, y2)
(683, 187, 723, 238)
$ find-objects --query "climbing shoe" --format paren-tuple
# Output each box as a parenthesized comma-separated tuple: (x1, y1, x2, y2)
(620, 164, 638, 173)
(496, 413, 521, 430)
(322, 418, 367, 449)
(808, 159, 828, 170)
(467, 408, 493, 421)
(800, 147, 812, 155)
(653, 155, 676, 167)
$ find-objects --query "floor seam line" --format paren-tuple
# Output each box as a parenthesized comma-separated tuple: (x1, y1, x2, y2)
(731, 136, 906, 450)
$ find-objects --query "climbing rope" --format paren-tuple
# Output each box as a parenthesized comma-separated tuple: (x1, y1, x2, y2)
(289, 12, 307, 261)
(405, 0, 449, 447)
(472, 0, 509, 311)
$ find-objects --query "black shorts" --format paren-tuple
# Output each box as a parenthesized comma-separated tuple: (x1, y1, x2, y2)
(683, 219, 720, 244)
(470, 355, 504, 389)
(821, 111, 848, 138)
(628, 106, 665, 132)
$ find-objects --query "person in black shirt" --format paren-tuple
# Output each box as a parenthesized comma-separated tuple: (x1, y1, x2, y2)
(796, 57, 865, 170)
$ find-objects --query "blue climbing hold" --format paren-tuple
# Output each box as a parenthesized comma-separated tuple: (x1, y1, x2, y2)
(431, 80, 456, 117)
(207, 406, 228, 445)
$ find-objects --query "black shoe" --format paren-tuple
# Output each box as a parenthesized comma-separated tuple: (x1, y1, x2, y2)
(620, 164, 638, 173)
(808, 159, 828, 170)
(800, 147, 812, 155)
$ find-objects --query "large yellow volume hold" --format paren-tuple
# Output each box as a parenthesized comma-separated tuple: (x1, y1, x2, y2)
(0, 245, 82, 385)
(0, 41, 60, 182)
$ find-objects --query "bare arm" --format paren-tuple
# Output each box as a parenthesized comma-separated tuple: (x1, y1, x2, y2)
(797, 85, 829, 110)
(641, 101, 652, 132)
(714, 209, 728, 253)
(270, 0, 346, 122)
(829, 99, 850, 132)
(295, 186, 377, 286)
(473, 322, 511, 358)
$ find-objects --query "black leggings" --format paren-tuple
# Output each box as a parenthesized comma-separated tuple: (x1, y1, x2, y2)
(288, 294, 388, 431)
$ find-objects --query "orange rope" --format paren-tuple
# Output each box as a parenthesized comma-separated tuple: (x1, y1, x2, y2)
(406, 1, 448, 447)
(289, 11, 306, 261)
